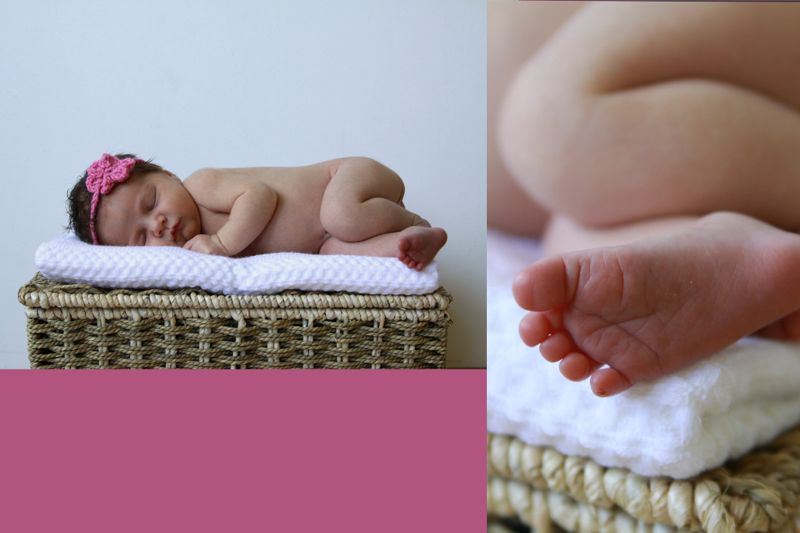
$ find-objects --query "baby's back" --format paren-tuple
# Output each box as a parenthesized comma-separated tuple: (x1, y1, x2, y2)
(193, 160, 336, 255)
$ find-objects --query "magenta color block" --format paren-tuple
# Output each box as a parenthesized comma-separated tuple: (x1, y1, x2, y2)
(0, 370, 486, 532)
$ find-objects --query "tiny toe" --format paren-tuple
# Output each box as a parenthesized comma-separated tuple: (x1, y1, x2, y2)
(590, 367, 632, 397)
(559, 352, 598, 381)
(543, 309, 563, 331)
(513, 257, 569, 311)
(539, 331, 573, 362)
(519, 313, 551, 347)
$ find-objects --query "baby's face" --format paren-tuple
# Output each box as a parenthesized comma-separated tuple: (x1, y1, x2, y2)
(96, 170, 201, 247)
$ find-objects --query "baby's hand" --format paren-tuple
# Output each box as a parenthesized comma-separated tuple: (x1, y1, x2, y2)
(183, 234, 231, 256)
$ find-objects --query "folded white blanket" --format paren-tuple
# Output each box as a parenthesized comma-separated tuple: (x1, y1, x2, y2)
(36, 234, 439, 295)
(487, 230, 800, 479)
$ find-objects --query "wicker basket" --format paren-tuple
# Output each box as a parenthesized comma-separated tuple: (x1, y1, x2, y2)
(18, 273, 451, 369)
(487, 429, 800, 533)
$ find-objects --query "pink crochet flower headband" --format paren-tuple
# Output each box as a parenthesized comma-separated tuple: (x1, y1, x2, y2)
(86, 153, 142, 244)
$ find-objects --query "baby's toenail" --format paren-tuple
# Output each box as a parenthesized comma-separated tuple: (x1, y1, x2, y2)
(512, 272, 531, 291)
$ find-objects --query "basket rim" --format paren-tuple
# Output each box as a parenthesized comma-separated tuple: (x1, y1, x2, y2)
(488, 429, 800, 532)
(19, 273, 452, 311)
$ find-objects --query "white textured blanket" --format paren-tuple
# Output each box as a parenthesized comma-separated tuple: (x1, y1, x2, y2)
(487, 229, 800, 479)
(36, 234, 439, 295)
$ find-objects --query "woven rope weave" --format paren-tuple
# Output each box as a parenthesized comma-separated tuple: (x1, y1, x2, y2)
(487, 429, 800, 532)
(19, 273, 450, 369)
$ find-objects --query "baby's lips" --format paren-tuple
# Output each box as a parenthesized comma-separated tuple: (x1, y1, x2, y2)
(169, 221, 180, 241)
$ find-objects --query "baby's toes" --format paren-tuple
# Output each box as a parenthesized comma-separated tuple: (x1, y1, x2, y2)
(559, 352, 599, 381)
(543, 309, 563, 330)
(539, 331, 574, 362)
(589, 367, 632, 397)
(513, 257, 570, 311)
(519, 312, 551, 347)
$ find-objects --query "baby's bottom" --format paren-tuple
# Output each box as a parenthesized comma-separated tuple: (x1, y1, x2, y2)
(317, 157, 446, 270)
(515, 212, 800, 396)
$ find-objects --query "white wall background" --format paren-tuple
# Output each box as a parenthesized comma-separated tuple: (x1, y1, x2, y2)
(0, 0, 486, 368)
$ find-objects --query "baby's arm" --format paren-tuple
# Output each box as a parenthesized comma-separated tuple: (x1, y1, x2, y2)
(183, 169, 277, 256)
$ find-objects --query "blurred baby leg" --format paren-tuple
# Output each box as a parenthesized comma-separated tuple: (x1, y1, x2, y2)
(488, 0, 582, 236)
(498, 2, 800, 230)
(542, 214, 701, 256)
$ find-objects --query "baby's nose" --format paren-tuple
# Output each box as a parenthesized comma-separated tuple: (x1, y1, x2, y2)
(151, 214, 167, 238)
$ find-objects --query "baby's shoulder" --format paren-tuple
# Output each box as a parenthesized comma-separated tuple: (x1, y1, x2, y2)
(184, 167, 224, 184)
(184, 167, 274, 198)
(182, 168, 233, 202)
(184, 167, 240, 191)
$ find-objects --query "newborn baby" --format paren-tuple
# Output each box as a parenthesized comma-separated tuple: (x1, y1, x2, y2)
(67, 153, 447, 270)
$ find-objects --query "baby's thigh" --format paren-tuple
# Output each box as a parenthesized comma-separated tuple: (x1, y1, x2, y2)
(539, 3, 800, 106)
(322, 158, 405, 209)
(488, 1, 581, 237)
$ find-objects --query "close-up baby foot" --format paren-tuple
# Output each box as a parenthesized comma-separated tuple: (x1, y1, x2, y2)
(512, 212, 800, 396)
(397, 227, 448, 270)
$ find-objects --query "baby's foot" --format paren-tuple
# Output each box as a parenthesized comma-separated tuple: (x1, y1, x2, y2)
(757, 309, 800, 340)
(397, 227, 447, 270)
(513, 212, 800, 396)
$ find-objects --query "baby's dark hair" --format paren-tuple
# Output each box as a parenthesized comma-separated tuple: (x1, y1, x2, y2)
(66, 154, 164, 244)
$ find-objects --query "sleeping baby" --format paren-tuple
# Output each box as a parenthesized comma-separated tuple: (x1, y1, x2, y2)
(67, 153, 447, 270)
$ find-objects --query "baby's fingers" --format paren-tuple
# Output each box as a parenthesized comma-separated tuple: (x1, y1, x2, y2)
(183, 236, 201, 251)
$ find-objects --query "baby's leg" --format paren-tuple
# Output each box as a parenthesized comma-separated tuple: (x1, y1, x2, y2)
(499, 2, 800, 230)
(543, 214, 701, 256)
(320, 157, 425, 242)
(514, 212, 800, 396)
(488, 1, 581, 236)
(320, 157, 446, 268)
(319, 227, 447, 271)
